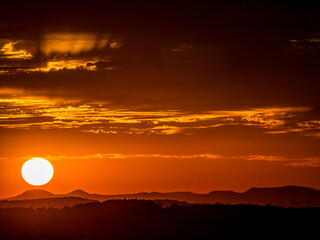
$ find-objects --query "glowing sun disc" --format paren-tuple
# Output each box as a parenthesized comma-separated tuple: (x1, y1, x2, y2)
(21, 158, 54, 186)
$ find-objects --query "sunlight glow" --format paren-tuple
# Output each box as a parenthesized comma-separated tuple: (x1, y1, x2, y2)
(41, 33, 110, 55)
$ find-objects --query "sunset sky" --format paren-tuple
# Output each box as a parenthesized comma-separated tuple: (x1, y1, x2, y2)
(0, 1, 319, 198)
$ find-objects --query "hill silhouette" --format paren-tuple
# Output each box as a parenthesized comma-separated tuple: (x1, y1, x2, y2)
(8, 189, 55, 200)
(6, 186, 320, 207)
(0, 199, 318, 240)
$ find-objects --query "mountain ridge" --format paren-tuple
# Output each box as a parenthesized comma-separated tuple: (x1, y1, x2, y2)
(5, 185, 320, 207)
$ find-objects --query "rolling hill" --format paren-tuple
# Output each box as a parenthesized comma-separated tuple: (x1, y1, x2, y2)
(4, 186, 320, 207)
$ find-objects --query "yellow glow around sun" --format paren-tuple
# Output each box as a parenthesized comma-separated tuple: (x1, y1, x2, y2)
(21, 158, 54, 186)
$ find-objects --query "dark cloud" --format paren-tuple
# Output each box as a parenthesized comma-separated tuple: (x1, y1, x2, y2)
(0, 1, 319, 136)
(86, 60, 113, 70)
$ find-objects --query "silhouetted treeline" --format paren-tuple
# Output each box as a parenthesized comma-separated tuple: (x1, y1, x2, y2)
(0, 197, 97, 209)
(0, 200, 318, 240)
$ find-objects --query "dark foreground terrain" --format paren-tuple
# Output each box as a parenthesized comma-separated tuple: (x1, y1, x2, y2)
(0, 200, 318, 240)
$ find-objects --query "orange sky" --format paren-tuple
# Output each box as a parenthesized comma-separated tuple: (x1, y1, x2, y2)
(0, 2, 319, 198)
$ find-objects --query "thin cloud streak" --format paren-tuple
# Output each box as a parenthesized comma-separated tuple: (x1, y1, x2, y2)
(4, 153, 320, 168)
(1, 91, 318, 136)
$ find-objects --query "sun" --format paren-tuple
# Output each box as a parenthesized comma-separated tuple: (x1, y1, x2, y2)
(21, 158, 54, 186)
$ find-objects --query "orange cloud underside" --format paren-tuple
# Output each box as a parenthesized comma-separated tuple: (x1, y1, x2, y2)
(0, 91, 316, 135)
(0, 34, 118, 74)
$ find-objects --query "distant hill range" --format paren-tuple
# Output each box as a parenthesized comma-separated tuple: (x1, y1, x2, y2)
(2, 186, 320, 208)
